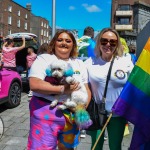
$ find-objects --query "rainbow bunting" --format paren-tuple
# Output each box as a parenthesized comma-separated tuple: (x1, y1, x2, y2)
(112, 37, 150, 150)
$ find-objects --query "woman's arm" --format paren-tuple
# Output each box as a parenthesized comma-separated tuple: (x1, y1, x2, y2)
(29, 77, 65, 95)
(2, 41, 7, 48)
(17, 36, 26, 51)
(84, 83, 91, 108)
(29, 77, 80, 95)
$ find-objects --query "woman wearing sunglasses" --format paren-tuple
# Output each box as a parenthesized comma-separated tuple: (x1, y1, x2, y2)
(84, 28, 134, 150)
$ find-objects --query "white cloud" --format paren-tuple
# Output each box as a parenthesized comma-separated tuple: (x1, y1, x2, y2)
(56, 26, 63, 29)
(82, 3, 101, 12)
(69, 6, 76, 10)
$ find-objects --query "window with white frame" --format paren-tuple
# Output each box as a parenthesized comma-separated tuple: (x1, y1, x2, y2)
(25, 14, 28, 19)
(41, 29, 43, 35)
(17, 20, 20, 27)
(41, 21, 43, 26)
(24, 22, 27, 30)
(8, 6, 12, 12)
(8, 16, 12, 25)
(44, 23, 46, 28)
(44, 30, 46, 36)
(18, 10, 20, 16)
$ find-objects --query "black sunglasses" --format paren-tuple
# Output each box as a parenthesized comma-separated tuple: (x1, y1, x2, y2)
(100, 38, 118, 47)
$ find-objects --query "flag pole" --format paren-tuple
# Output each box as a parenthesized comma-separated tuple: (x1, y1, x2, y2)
(92, 113, 113, 150)
(52, 0, 56, 38)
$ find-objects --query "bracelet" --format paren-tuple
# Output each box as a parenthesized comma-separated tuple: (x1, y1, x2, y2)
(60, 85, 65, 94)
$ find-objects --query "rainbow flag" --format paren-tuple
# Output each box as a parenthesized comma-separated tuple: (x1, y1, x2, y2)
(112, 38, 150, 150)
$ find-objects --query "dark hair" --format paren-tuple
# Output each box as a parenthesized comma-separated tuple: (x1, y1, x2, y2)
(7, 39, 14, 45)
(95, 28, 123, 57)
(27, 46, 35, 52)
(83, 26, 94, 38)
(48, 29, 78, 58)
(129, 44, 136, 54)
(37, 43, 49, 54)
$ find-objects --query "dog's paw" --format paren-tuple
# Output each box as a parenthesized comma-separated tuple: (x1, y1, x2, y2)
(57, 105, 67, 110)
(66, 76, 75, 84)
(50, 103, 56, 107)
(50, 101, 58, 107)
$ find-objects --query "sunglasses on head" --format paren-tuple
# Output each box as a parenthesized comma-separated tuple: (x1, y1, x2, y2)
(100, 38, 118, 47)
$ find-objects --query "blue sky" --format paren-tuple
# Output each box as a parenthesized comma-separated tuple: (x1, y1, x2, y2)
(13, 0, 111, 37)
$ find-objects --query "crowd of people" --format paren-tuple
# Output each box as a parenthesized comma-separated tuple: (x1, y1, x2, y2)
(1, 26, 141, 150)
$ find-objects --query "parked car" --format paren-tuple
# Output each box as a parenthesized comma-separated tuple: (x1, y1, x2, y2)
(0, 65, 22, 108)
(4, 33, 39, 86)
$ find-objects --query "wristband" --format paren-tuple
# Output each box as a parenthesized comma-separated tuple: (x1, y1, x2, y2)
(60, 85, 65, 94)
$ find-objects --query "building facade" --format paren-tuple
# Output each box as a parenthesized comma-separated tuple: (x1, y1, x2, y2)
(0, 0, 51, 45)
(111, 0, 150, 57)
(0, 0, 31, 37)
(30, 14, 51, 44)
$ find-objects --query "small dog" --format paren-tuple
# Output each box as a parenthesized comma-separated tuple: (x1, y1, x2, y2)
(45, 59, 88, 110)
(45, 60, 92, 129)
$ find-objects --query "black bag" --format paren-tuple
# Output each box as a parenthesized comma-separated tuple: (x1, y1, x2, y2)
(86, 98, 108, 131)
(86, 97, 101, 130)
(98, 101, 108, 128)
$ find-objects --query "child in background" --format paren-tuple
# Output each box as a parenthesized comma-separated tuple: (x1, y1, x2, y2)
(26, 46, 37, 97)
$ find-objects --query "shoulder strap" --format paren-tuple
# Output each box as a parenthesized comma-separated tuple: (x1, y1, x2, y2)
(102, 57, 115, 102)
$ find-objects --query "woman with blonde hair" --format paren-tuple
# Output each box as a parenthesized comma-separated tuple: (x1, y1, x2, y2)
(85, 28, 134, 150)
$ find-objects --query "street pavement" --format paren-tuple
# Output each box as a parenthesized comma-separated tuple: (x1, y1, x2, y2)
(0, 94, 133, 150)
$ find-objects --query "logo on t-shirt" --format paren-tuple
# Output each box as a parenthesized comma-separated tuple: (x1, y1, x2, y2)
(115, 70, 125, 80)
(74, 70, 80, 74)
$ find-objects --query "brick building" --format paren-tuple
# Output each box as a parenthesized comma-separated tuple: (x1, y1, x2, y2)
(0, 0, 30, 37)
(30, 14, 51, 44)
(111, 0, 150, 56)
(0, 0, 51, 45)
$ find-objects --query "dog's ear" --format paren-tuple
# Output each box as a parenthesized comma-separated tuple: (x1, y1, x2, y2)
(46, 68, 52, 76)
(64, 64, 74, 77)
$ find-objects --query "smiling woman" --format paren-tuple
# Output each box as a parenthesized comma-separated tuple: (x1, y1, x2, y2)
(84, 28, 134, 150)
(27, 29, 91, 150)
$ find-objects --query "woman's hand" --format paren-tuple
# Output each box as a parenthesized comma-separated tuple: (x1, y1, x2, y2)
(64, 82, 80, 94)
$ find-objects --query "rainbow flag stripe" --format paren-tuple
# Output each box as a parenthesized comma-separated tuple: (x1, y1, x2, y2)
(112, 38, 150, 150)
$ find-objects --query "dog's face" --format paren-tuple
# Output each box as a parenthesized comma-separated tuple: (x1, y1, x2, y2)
(50, 60, 67, 78)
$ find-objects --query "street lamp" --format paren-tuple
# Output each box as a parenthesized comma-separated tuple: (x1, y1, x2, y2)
(52, 0, 56, 38)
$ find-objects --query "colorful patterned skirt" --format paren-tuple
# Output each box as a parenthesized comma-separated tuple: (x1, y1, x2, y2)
(27, 96, 80, 150)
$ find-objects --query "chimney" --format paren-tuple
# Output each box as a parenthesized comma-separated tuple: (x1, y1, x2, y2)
(26, 3, 31, 11)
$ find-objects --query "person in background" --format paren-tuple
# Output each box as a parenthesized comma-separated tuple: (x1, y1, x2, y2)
(27, 29, 91, 150)
(77, 26, 96, 138)
(2, 36, 25, 71)
(77, 26, 96, 61)
(37, 42, 49, 55)
(26, 46, 37, 97)
(129, 44, 137, 65)
(84, 28, 134, 150)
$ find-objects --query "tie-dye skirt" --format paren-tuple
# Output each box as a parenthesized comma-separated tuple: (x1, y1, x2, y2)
(27, 96, 80, 150)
